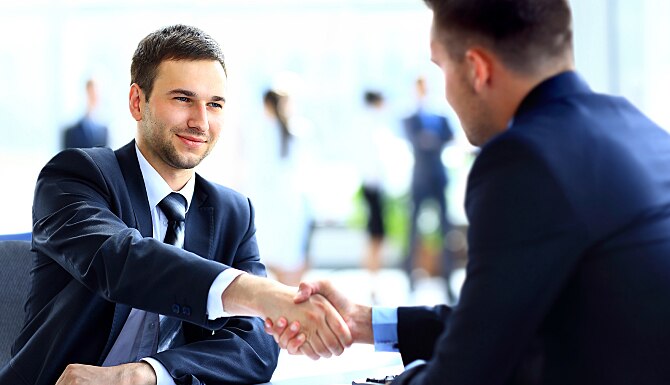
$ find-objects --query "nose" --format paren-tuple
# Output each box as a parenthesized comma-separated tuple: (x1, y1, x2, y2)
(187, 102, 209, 132)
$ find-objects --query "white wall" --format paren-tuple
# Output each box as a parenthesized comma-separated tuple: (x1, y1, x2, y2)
(1, 0, 669, 234)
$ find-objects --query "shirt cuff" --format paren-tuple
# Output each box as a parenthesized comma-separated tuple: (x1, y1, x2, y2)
(372, 306, 399, 352)
(207, 268, 246, 320)
(141, 358, 176, 385)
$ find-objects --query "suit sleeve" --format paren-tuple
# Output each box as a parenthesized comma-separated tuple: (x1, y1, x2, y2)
(393, 135, 589, 385)
(397, 306, 451, 365)
(152, 197, 279, 385)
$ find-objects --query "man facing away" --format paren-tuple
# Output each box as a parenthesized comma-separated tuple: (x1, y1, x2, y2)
(0, 25, 351, 385)
(267, 1, 670, 384)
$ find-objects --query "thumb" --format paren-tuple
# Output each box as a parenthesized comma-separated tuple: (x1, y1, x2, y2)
(294, 281, 318, 303)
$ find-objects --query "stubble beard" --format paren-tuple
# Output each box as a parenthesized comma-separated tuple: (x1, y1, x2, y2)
(140, 106, 213, 170)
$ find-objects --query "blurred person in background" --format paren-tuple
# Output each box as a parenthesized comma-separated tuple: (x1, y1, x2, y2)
(63, 78, 109, 149)
(353, 90, 390, 301)
(247, 88, 311, 286)
(403, 76, 455, 301)
(266, 0, 670, 384)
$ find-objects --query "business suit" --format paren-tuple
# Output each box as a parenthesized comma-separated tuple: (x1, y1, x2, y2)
(63, 115, 109, 149)
(0, 141, 279, 385)
(403, 109, 455, 287)
(392, 72, 670, 385)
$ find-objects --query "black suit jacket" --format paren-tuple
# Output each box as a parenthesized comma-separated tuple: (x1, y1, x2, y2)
(392, 72, 670, 385)
(0, 141, 279, 385)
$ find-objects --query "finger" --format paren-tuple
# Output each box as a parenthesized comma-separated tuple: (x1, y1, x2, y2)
(312, 329, 333, 358)
(294, 282, 318, 303)
(278, 321, 302, 349)
(273, 317, 288, 334)
(287, 333, 306, 354)
(313, 293, 351, 353)
(264, 317, 288, 342)
(325, 305, 353, 352)
(299, 341, 320, 360)
(318, 315, 345, 357)
(264, 318, 275, 339)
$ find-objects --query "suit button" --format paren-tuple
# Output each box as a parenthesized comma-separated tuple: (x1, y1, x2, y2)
(182, 306, 191, 316)
(172, 304, 181, 314)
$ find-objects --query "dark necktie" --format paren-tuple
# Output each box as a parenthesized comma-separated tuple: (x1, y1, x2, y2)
(134, 193, 187, 360)
(158, 192, 187, 247)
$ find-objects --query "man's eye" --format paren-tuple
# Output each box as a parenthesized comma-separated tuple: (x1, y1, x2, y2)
(208, 102, 223, 109)
(175, 97, 189, 102)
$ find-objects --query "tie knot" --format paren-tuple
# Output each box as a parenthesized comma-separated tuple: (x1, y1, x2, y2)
(158, 193, 187, 222)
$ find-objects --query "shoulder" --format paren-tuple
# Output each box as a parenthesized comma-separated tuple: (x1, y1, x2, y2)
(195, 175, 251, 209)
(45, 147, 116, 173)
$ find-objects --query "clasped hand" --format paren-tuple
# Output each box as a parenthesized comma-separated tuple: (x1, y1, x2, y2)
(264, 280, 372, 359)
(261, 287, 353, 360)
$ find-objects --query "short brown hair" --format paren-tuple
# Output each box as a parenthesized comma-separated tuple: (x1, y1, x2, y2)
(424, 0, 572, 73)
(130, 24, 226, 100)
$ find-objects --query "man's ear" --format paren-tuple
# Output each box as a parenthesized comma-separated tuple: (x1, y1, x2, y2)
(465, 48, 493, 93)
(129, 83, 144, 122)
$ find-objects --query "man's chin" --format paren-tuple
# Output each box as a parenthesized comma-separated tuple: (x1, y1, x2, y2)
(167, 154, 205, 170)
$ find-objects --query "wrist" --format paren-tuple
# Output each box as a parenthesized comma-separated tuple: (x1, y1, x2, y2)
(349, 304, 373, 344)
(126, 362, 157, 385)
(221, 274, 292, 318)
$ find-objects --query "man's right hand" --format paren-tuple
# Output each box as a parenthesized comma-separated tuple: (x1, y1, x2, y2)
(55, 362, 156, 385)
(264, 280, 373, 356)
(221, 274, 353, 359)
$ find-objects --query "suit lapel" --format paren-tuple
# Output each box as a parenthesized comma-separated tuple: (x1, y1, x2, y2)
(114, 141, 153, 238)
(99, 141, 153, 363)
(185, 175, 214, 260)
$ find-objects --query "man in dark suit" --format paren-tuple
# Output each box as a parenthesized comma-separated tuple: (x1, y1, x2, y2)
(402, 77, 454, 297)
(267, 1, 670, 384)
(63, 79, 109, 149)
(0, 25, 350, 385)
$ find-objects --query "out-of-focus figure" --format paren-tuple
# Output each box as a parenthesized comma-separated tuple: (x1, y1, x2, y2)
(356, 91, 389, 276)
(249, 89, 311, 286)
(63, 78, 108, 149)
(403, 76, 455, 301)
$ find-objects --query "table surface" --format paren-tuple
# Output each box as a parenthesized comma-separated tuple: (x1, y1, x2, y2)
(257, 345, 404, 385)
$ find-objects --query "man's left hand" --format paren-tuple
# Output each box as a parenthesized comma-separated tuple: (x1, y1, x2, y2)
(55, 362, 157, 385)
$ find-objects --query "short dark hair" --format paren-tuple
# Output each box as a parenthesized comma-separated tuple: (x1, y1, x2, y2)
(364, 91, 384, 106)
(423, 0, 572, 73)
(130, 24, 226, 100)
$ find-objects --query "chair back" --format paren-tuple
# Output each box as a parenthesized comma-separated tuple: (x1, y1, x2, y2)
(0, 240, 33, 366)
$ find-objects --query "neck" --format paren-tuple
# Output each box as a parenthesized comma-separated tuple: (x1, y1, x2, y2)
(136, 141, 194, 191)
(160, 168, 193, 192)
(495, 58, 575, 130)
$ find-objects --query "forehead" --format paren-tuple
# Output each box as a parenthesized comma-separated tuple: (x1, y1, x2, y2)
(153, 59, 227, 94)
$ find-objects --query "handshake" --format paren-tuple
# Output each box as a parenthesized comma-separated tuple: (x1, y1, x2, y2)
(221, 274, 372, 360)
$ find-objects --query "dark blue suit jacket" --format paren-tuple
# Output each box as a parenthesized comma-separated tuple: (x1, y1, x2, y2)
(0, 141, 279, 385)
(63, 116, 109, 149)
(393, 72, 670, 385)
(403, 109, 453, 191)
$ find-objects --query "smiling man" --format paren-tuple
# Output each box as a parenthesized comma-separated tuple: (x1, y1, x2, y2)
(0, 25, 351, 385)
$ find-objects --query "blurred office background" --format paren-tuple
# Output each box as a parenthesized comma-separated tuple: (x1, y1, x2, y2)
(1, 0, 669, 308)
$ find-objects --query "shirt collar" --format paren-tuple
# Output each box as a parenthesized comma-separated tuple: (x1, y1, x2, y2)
(135, 144, 195, 213)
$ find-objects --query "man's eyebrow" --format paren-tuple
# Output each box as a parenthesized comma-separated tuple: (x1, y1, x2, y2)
(168, 88, 196, 97)
(168, 89, 225, 102)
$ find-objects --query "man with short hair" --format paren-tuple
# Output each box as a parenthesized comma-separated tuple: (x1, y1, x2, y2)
(268, 1, 670, 384)
(0, 25, 350, 385)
